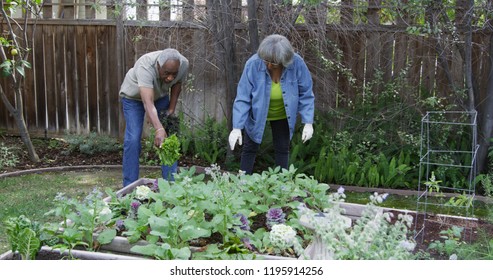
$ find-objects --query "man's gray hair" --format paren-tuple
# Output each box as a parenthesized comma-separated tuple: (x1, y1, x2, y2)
(257, 34, 294, 67)
(157, 48, 182, 65)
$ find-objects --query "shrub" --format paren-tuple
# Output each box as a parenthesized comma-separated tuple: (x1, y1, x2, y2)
(0, 142, 19, 169)
(64, 132, 121, 155)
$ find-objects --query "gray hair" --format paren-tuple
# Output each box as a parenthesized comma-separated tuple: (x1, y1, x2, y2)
(157, 48, 182, 66)
(257, 34, 294, 67)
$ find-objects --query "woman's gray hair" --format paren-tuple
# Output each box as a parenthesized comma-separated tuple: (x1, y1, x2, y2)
(257, 34, 294, 67)
(157, 48, 182, 65)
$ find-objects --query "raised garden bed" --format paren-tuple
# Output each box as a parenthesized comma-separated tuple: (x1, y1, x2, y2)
(5, 166, 487, 260)
(0, 246, 145, 260)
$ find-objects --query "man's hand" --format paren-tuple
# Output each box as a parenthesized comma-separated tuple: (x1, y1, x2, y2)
(155, 128, 167, 147)
(228, 129, 242, 150)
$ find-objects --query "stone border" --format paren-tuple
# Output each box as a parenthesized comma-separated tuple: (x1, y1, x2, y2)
(0, 165, 160, 179)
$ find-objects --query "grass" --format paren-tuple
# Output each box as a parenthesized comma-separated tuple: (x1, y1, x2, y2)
(0, 168, 161, 254)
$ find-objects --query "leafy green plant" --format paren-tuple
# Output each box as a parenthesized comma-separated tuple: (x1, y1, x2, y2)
(477, 173, 493, 197)
(428, 226, 464, 258)
(3, 215, 41, 260)
(155, 134, 181, 166)
(64, 132, 121, 155)
(192, 117, 229, 164)
(446, 193, 473, 207)
(44, 189, 115, 252)
(0, 142, 19, 169)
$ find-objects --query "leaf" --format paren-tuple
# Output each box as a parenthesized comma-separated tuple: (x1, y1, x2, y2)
(17, 228, 41, 260)
(172, 247, 191, 260)
(97, 229, 117, 245)
(15, 65, 25, 77)
(179, 225, 211, 242)
(130, 244, 159, 256)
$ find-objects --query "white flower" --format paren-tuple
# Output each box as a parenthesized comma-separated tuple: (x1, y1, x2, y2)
(135, 185, 151, 201)
(337, 186, 345, 194)
(398, 240, 416, 251)
(449, 254, 458, 260)
(100, 207, 112, 216)
(270, 224, 297, 250)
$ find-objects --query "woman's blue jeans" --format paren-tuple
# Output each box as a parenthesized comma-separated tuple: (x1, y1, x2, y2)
(121, 96, 178, 187)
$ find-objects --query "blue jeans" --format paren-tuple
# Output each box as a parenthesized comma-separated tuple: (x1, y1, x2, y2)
(121, 96, 178, 187)
(240, 118, 290, 174)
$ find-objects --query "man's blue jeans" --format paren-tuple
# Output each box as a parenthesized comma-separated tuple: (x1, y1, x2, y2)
(121, 96, 178, 187)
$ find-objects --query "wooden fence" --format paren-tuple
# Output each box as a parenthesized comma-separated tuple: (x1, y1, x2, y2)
(1, 1, 492, 138)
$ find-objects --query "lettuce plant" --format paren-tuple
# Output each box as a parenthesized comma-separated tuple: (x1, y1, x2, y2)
(155, 134, 181, 166)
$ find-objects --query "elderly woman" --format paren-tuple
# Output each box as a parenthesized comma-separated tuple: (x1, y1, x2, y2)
(228, 34, 315, 174)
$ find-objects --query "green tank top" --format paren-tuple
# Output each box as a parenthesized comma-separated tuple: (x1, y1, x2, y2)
(267, 82, 287, 120)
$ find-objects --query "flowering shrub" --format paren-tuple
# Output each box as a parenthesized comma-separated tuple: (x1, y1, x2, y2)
(282, 190, 417, 260)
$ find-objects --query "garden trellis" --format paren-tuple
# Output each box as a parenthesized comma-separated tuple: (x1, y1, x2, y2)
(415, 110, 478, 242)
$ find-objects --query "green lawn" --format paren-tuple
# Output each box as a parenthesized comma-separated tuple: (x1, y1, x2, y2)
(0, 168, 161, 254)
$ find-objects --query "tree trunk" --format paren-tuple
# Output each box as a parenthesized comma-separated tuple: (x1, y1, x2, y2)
(0, 87, 40, 162)
(247, 0, 259, 54)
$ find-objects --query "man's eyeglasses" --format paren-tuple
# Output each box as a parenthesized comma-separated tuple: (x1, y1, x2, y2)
(263, 60, 280, 67)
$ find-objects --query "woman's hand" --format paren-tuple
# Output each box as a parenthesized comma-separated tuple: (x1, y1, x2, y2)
(228, 129, 242, 150)
(302, 124, 313, 143)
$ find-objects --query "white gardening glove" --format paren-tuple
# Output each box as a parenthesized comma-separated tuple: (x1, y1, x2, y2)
(228, 129, 242, 150)
(301, 123, 313, 143)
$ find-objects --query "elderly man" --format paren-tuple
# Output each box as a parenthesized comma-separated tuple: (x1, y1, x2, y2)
(120, 48, 189, 187)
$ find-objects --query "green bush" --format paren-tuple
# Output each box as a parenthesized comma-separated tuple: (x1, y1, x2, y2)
(64, 132, 121, 155)
(0, 142, 19, 169)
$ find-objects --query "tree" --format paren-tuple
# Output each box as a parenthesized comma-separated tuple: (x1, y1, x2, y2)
(0, 0, 42, 162)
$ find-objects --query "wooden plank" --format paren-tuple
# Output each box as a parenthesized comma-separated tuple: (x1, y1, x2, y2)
(407, 36, 423, 99)
(34, 25, 47, 131)
(97, 25, 110, 134)
(43, 26, 57, 132)
(85, 26, 99, 133)
(380, 32, 393, 84)
(65, 25, 77, 133)
(75, 25, 88, 134)
(435, 39, 452, 100)
(55, 25, 67, 132)
(365, 0, 382, 95)
(24, 26, 36, 129)
(107, 26, 120, 137)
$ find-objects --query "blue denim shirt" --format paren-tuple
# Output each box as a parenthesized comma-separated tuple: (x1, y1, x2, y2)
(232, 53, 315, 144)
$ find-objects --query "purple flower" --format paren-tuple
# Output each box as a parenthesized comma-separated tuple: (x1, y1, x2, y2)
(151, 179, 159, 192)
(115, 219, 125, 232)
(131, 201, 141, 213)
(241, 238, 256, 251)
(266, 208, 286, 229)
(234, 213, 250, 231)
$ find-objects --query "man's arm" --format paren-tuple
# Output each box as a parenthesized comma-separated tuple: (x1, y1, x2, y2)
(167, 82, 182, 115)
(140, 87, 167, 146)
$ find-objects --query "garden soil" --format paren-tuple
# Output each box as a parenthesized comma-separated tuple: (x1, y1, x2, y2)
(2, 135, 493, 259)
